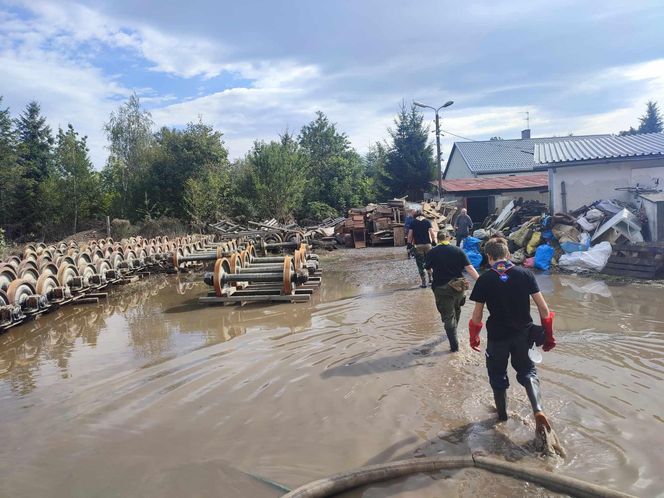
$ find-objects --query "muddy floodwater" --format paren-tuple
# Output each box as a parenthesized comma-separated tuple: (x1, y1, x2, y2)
(1, 247, 663, 497)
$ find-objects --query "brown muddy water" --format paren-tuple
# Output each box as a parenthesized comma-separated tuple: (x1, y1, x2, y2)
(0, 247, 662, 497)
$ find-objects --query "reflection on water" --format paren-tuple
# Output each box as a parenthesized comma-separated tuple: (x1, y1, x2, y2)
(0, 248, 663, 497)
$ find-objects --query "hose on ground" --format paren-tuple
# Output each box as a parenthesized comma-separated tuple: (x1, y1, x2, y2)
(282, 454, 635, 498)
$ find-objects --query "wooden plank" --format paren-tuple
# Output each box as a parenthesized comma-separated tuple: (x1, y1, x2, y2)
(605, 261, 659, 271)
(198, 294, 311, 304)
(602, 267, 657, 278)
(607, 255, 658, 266)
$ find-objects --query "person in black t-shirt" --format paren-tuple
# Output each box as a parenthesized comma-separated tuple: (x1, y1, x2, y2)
(468, 238, 556, 433)
(425, 230, 479, 351)
(407, 212, 435, 288)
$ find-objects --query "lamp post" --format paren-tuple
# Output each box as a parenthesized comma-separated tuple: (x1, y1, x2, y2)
(413, 100, 454, 200)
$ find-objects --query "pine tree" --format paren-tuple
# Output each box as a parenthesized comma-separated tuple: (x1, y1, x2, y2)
(620, 101, 663, 135)
(383, 102, 435, 199)
(637, 101, 663, 134)
(0, 96, 22, 227)
(14, 101, 54, 234)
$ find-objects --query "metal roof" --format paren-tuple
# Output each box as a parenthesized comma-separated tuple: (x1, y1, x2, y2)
(450, 135, 610, 175)
(435, 173, 549, 193)
(639, 192, 664, 203)
(534, 132, 664, 165)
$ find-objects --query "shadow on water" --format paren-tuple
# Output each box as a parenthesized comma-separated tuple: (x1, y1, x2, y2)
(163, 300, 205, 314)
(320, 336, 449, 378)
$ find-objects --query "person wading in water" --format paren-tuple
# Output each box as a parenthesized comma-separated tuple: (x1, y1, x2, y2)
(407, 210, 435, 288)
(425, 229, 479, 351)
(468, 237, 556, 432)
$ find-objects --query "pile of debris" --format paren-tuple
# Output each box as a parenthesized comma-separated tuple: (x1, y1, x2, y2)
(337, 198, 458, 248)
(469, 197, 663, 279)
(209, 218, 341, 249)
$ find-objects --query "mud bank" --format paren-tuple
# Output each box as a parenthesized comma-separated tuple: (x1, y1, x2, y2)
(0, 247, 662, 497)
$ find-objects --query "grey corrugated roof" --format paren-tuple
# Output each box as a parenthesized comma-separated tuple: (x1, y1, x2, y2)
(534, 132, 664, 165)
(453, 135, 611, 174)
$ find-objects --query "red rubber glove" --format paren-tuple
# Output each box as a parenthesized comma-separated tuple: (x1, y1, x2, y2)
(541, 311, 556, 352)
(469, 319, 483, 352)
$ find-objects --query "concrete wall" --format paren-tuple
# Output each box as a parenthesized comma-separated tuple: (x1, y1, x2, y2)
(550, 158, 664, 212)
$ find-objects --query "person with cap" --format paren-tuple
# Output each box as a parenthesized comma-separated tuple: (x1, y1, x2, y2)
(407, 210, 435, 288)
(425, 228, 480, 351)
(468, 237, 556, 432)
(454, 208, 473, 247)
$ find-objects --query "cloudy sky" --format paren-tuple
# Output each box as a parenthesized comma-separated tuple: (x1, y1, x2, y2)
(1, 0, 663, 168)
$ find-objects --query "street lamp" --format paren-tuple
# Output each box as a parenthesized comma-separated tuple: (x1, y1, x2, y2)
(413, 100, 454, 200)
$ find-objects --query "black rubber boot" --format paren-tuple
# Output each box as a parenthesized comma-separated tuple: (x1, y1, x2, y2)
(444, 326, 459, 352)
(523, 377, 544, 413)
(493, 389, 508, 421)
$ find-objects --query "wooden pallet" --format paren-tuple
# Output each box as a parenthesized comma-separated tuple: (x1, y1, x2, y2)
(602, 255, 663, 279)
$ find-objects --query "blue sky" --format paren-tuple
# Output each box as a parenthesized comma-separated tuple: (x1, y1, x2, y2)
(1, 0, 663, 168)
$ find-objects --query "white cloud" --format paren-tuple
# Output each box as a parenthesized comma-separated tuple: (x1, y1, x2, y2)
(0, 46, 130, 167)
(2, 0, 663, 171)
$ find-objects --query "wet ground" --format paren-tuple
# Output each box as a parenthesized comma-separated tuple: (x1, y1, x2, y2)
(0, 247, 662, 497)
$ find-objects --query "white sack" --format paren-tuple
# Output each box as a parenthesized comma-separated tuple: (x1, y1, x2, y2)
(558, 241, 612, 272)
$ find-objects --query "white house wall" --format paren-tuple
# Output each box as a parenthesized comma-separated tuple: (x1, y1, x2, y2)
(550, 158, 664, 212)
(444, 151, 475, 179)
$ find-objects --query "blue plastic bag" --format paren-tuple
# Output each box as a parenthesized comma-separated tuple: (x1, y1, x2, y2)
(463, 236, 482, 269)
(534, 244, 554, 271)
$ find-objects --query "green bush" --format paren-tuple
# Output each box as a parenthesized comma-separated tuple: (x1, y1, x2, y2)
(139, 216, 187, 238)
(300, 201, 339, 223)
(110, 218, 133, 240)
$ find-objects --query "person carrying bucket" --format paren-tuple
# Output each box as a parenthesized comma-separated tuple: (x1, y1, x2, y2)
(467, 237, 556, 432)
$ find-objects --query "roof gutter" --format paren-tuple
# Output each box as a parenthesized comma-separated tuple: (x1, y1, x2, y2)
(534, 154, 664, 170)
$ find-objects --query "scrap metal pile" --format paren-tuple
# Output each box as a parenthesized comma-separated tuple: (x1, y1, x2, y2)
(0, 234, 212, 332)
(209, 218, 340, 249)
(337, 199, 458, 248)
(468, 197, 663, 278)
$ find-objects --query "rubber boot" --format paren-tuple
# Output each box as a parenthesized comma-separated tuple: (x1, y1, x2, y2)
(493, 389, 508, 421)
(522, 377, 544, 413)
(444, 326, 459, 352)
(420, 274, 427, 288)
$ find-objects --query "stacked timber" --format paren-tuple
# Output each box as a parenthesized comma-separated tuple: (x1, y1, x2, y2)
(337, 198, 458, 248)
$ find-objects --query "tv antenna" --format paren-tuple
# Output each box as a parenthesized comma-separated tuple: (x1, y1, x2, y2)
(522, 111, 530, 129)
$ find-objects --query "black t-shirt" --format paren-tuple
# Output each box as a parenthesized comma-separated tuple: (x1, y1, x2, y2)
(425, 243, 471, 288)
(469, 266, 540, 341)
(410, 217, 432, 244)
